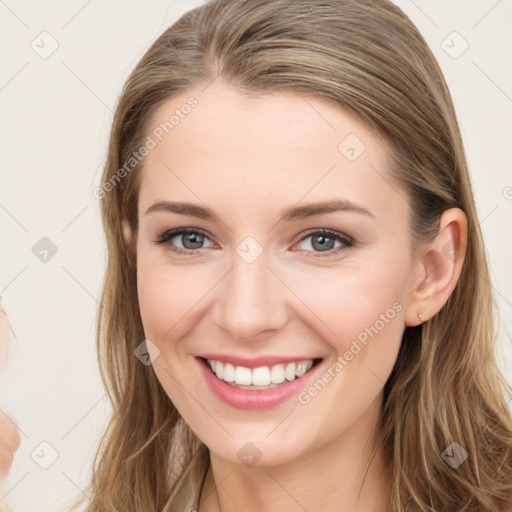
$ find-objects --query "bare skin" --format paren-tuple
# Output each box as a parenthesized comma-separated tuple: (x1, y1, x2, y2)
(0, 412, 20, 479)
(0, 306, 21, 500)
(125, 79, 467, 512)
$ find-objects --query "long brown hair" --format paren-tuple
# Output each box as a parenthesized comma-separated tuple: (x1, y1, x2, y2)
(81, 0, 512, 510)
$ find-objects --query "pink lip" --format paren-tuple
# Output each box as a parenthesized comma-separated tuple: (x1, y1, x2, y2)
(196, 356, 323, 410)
(198, 353, 318, 369)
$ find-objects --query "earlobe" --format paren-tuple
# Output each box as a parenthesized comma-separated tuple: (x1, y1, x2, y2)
(404, 208, 468, 327)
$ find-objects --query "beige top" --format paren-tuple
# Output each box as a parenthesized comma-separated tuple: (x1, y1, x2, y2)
(163, 432, 210, 512)
(168, 459, 207, 511)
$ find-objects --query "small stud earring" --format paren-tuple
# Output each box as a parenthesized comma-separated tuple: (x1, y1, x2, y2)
(417, 310, 425, 323)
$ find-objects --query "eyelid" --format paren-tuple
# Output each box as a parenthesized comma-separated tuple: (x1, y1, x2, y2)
(153, 227, 214, 248)
(298, 228, 353, 244)
(292, 228, 354, 258)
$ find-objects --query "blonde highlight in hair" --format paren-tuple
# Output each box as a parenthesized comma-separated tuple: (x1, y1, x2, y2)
(79, 1, 512, 510)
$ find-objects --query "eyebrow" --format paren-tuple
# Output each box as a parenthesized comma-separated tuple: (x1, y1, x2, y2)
(144, 198, 374, 222)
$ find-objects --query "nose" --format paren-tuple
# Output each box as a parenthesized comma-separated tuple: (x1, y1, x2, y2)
(213, 249, 289, 342)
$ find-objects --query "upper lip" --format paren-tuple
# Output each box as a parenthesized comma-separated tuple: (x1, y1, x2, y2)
(197, 354, 321, 369)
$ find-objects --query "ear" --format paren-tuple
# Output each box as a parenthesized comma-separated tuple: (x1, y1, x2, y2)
(122, 219, 133, 245)
(404, 208, 468, 327)
(122, 219, 137, 269)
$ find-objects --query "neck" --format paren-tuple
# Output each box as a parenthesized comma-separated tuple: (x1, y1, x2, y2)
(198, 396, 391, 512)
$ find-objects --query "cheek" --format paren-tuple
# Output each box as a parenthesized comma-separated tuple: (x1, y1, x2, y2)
(287, 265, 406, 440)
(285, 260, 407, 349)
(283, 260, 408, 405)
(138, 265, 173, 340)
(136, 252, 218, 347)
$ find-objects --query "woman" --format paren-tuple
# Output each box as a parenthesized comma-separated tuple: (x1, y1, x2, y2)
(81, 0, 512, 510)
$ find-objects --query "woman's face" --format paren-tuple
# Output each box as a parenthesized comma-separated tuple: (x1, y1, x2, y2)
(134, 80, 420, 467)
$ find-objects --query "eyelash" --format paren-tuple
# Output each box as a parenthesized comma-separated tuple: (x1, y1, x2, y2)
(153, 227, 354, 259)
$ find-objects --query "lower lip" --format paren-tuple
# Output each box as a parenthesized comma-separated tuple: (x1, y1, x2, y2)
(196, 357, 323, 410)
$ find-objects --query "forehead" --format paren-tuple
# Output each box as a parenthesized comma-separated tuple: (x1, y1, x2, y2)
(138, 80, 407, 223)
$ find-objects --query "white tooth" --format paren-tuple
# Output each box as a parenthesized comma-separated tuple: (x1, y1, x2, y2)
(285, 362, 296, 381)
(213, 360, 315, 386)
(252, 366, 271, 386)
(234, 366, 252, 385)
(214, 360, 224, 379)
(223, 363, 235, 382)
(270, 364, 285, 384)
(296, 361, 307, 377)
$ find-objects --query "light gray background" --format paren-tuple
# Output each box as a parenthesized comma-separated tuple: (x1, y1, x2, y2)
(0, 1, 511, 510)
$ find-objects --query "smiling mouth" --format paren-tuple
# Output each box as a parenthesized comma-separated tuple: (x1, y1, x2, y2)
(199, 357, 323, 390)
